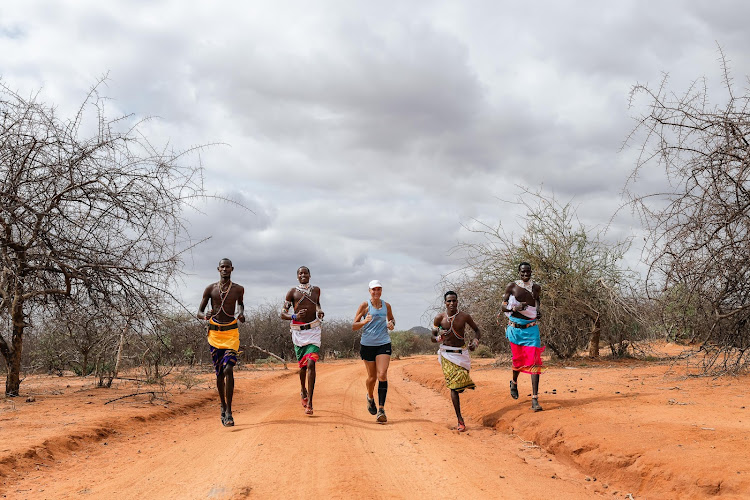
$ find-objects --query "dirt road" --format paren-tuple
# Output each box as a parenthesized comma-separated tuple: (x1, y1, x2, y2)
(10, 360, 602, 499)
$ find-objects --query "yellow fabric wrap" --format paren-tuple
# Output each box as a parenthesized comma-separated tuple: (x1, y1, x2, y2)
(440, 357, 476, 393)
(207, 318, 240, 351)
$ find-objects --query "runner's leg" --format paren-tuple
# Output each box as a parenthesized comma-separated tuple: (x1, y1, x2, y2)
(224, 363, 234, 415)
(375, 353, 391, 408)
(531, 373, 543, 411)
(217, 372, 227, 412)
(450, 389, 463, 423)
(299, 365, 308, 400)
(363, 360, 377, 399)
(531, 373, 540, 396)
(510, 369, 520, 399)
(306, 359, 316, 409)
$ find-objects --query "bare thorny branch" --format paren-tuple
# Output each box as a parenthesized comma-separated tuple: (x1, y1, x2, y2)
(0, 77, 235, 394)
(624, 46, 750, 374)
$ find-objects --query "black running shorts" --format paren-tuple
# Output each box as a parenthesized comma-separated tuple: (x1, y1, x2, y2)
(360, 342, 392, 362)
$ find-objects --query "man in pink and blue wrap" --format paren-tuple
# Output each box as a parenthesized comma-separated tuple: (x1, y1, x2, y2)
(501, 262, 545, 412)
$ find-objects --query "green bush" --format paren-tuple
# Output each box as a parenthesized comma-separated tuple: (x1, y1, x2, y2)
(471, 344, 494, 358)
(72, 363, 95, 376)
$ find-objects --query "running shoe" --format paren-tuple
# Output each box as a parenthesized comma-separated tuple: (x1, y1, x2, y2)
(376, 408, 387, 423)
(366, 395, 377, 415)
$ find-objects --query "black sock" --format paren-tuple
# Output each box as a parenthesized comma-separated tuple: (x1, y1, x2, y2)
(378, 381, 388, 407)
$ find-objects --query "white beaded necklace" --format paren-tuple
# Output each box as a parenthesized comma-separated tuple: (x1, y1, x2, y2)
(516, 279, 534, 294)
(211, 280, 234, 321)
(444, 309, 463, 339)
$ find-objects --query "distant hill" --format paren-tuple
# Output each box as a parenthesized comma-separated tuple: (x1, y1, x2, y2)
(408, 326, 431, 336)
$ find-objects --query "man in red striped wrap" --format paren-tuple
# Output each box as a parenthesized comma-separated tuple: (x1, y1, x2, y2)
(280, 266, 324, 415)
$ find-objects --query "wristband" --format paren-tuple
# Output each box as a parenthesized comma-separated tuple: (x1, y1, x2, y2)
(291, 313, 297, 321)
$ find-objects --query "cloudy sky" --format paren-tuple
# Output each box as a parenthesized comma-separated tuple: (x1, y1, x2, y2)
(2, 1, 749, 327)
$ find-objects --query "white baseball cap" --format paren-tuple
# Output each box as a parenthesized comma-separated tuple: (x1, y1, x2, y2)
(368, 280, 382, 289)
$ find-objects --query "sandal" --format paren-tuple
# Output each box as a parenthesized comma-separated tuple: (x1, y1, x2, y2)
(531, 397, 543, 412)
(457, 420, 466, 432)
(305, 406, 313, 415)
(510, 380, 519, 400)
(220, 408, 226, 424)
(301, 390, 309, 408)
(223, 413, 235, 426)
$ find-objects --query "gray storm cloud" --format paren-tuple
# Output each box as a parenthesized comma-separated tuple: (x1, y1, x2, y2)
(2, 0, 750, 326)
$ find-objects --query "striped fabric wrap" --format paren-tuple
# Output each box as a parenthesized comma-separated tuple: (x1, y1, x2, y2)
(209, 345, 238, 375)
(505, 316, 545, 374)
(294, 343, 320, 368)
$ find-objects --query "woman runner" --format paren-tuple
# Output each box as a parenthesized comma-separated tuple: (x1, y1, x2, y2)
(352, 280, 396, 423)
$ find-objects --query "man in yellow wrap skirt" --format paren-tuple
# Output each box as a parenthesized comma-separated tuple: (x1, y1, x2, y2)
(198, 258, 245, 426)
(431, 291, 481, 432)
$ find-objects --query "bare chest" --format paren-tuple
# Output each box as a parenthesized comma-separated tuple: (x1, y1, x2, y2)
(513, 284, 535, 303)
(211, 284, 240, 305)
(292, 288, 319, 307)
(440, 314, 467, 344)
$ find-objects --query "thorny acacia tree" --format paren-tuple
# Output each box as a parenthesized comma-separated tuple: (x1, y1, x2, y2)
(625, 50, 750, 373)
(30, 291, 143, 387)
(445, 194, 642, 358)
(0, 81, 206, 395)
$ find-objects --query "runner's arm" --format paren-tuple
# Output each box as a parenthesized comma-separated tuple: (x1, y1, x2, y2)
(197, 285, 212, 320)
(534, 284, 542, 320)
(352, 302, 370, 330)
(500, 282, 515, 313)
(502, 282, 527, 313)
(280, 289, 299, 321)
(315, 287, 324, 319)
(386, 302, 395, 330)
(236, 286, 246, 323)
(466, 315, 481, 350)
(431, 315, 442, 343)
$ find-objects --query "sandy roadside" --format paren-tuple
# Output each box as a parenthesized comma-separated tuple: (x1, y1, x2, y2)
(0, 351, 748, 499)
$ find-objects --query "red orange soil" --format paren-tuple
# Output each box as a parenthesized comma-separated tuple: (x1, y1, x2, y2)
(1, 346, 748, 499)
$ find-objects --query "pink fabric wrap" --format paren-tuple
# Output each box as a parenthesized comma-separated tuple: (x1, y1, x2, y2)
(509, 343, 546, 374)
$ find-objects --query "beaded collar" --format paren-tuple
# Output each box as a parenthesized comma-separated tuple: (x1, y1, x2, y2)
(516, 279, 534, 294)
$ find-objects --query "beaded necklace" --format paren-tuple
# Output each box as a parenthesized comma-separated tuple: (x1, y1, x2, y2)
(210, 280, 235, 323)
(444, 310, 463, 339)
(516, 279, 534, 294)
(294, 283, 317, 310)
